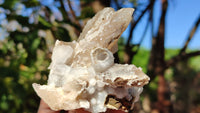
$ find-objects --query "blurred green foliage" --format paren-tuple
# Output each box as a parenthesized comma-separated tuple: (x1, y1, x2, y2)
(0, 0, 74, 112)
(0, 30, 50, 112)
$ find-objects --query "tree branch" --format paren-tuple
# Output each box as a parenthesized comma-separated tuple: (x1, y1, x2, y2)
(166, 51, 200, 68)
(59, 0, 70, 21)
(131, 15, 151, 56)
(179, 15, 200, 54)
(148, 0, 167, 76)
(136, 16, 151, 52)
(59, 0, 82, 36)
(67, 0, 82, 29)
(67, 0, 77, 20)
(126, 0, 155, 46)
(124, 0, 155, 64)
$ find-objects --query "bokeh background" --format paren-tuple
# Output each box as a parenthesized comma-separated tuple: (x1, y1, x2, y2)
(0, 0, 200, 113)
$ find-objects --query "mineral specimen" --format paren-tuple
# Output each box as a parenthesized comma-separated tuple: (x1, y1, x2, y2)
(32, 7, 150, 113)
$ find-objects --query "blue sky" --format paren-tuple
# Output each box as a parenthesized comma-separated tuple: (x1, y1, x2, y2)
(121, 0, 200, 49)
(166, 0, 200, 49)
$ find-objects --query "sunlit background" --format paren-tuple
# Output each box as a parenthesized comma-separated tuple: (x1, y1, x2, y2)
(0, 0, 200, 113)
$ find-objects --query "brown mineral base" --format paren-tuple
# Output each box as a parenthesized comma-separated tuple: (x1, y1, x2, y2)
(38, 100, 125, 113)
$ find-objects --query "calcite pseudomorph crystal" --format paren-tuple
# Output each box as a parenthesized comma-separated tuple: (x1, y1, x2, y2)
(32, 8, 150, 113)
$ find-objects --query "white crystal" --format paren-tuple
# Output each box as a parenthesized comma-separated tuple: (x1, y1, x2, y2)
(32, 7, 150, 113)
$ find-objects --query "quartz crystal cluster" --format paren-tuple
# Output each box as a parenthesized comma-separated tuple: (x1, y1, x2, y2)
(33, 8, 150, 113)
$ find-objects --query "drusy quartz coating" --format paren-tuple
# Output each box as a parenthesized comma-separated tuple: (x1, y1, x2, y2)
(32, 7, 150, 113)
